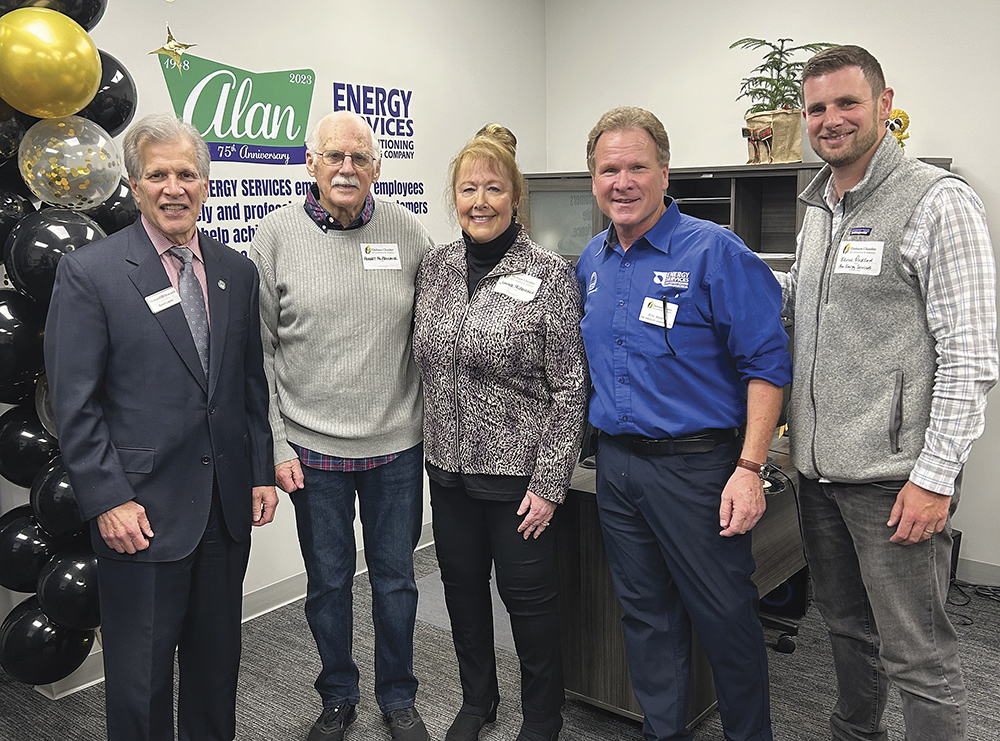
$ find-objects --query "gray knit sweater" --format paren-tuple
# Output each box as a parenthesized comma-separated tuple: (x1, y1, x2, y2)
(251, 198, 433, 463)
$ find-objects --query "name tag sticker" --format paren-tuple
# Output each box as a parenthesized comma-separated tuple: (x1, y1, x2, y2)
(145, 287, 181, 314)
(361, 243, 402, 270)
(494, 273, 542, 302)
(834, 241, 884, 276)
(638, 297, 677, 328)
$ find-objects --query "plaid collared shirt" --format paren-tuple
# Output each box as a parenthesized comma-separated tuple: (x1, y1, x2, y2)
(294, 445, 399, 472)
(303, 184, 375, 231)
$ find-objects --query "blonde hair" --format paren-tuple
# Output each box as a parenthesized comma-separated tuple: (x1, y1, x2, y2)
(586, 106, 670, 174)
(448, 124, 524, 214)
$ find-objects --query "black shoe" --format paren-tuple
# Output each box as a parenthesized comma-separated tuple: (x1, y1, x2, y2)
(515, 714, 563, 741)
(307, 703, 357, 741)
(445, 699, 499, 741)
(384, 706, 430, 741)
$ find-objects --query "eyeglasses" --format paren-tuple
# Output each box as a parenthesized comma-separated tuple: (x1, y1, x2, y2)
(313, 149, 377, 170)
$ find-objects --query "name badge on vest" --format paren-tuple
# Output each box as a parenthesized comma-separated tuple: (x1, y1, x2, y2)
(494, 273, 542, 302)
(361, 243, 402, 270)
(638, 296, 677, 328)
(145, 286, 182, 313)
(834, 241, 884, 276)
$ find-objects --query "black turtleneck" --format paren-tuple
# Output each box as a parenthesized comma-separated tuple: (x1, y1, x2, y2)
(464, 218, 520, 298)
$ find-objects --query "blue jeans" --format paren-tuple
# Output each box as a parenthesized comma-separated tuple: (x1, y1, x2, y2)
(798, 477, 966, 741)
(595, 435, 772, 741)
(291, 443, 423, 713)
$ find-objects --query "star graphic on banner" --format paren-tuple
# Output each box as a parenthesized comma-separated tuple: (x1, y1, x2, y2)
(149, 25, 196, 72)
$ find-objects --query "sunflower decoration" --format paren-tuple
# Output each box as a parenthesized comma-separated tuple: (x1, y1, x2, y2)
(886, 109, 910, 150)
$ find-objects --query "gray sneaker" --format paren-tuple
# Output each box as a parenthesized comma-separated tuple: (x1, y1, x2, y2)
(384, 706, 430, 741)
(307, 704, 356, 741)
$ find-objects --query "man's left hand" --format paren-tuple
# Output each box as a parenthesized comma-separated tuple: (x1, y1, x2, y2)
(887, 481, 949, 545)
(719, 467, 766, 537)
(252, 486, 278, 526)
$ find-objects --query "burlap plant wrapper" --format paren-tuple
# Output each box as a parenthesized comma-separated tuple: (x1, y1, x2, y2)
(743, 109, 802, 164)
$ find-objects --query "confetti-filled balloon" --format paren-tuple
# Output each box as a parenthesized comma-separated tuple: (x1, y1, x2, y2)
(0, 595, 95, 685)
(18, 116, 121, 209)
(0, 8, 102, 119)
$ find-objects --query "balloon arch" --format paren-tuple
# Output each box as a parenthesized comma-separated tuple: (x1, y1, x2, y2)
(0, 0, 138, 688)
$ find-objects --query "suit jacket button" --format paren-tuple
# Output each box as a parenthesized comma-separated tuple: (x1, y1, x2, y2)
(201, 456, 211, 465)
(209, 406, 216, 415)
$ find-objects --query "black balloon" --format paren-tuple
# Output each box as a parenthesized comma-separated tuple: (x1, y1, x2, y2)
(0, 158, 36, 210)
(0, 596, 95, 685)
(1, 185, 35, 255)
(34, 370, 57, 438)
(0, 0, 107, 30)
(0, 105, 25, 163)
(0, 511, 57, 592)
(78, 51, 136, 138)
(30, 457, 83, 537)
(4, 208, 106, 304)
(0, 503, 32, 533)
(36, 552, 99, 630)
(82, 177, 138, 235)
(0, 404, 59, 487)
(0, 289, 44, 405)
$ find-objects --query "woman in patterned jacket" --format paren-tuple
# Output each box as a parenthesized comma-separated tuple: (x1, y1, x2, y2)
(412, 125, 588, 741)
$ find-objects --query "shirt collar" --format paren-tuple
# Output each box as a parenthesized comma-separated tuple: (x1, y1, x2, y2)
(602, 196, 680, 257)
(303, 184, 375, 231)
(142, 214, 203, 261)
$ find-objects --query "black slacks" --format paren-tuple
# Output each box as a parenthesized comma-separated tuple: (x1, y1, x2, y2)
(97, 492, 251, 741)
(430, 480, 564, 722)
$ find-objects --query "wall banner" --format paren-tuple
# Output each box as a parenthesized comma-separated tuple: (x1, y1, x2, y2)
(160, 54, 315, 166)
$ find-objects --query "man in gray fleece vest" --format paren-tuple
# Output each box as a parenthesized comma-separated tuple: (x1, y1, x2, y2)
(251, 111, 434, 741)
(778, 46, 997, 741)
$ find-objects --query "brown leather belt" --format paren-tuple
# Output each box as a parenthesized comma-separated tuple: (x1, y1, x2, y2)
(603, 428, 741, 456)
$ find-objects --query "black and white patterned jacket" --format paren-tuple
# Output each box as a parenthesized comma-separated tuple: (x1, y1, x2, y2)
(413, 229, 588, 503)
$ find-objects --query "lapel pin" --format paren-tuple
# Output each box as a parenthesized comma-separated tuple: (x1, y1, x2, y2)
(218, 279, 227, 290)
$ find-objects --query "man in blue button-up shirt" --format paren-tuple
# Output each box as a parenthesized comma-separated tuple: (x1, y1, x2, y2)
(576, 106, 792, 741)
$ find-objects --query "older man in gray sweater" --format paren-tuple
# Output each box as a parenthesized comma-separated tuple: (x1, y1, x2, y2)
(251, 111, 433, 741)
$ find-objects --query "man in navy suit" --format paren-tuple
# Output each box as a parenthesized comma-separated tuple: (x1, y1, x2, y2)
(44, 113, 278, 741)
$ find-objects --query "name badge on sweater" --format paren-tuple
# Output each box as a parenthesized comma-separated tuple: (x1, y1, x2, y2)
(361, 243, 401, 270)
(638, 297, 677, 328)
(145, 286, 181, 313)
(834, 241, 883, 276)
(494, 273, 542, 302)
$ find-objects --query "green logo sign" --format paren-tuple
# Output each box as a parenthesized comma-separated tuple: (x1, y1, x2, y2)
(160, 54, 315, 165)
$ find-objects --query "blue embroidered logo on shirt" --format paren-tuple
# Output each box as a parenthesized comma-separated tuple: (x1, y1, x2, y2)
(653, 271, 689, 290)
(849, 227, 872, 236)
(588, 271, 598, 294)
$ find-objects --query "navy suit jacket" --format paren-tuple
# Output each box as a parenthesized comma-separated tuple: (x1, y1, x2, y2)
(44, 220, 273, 562)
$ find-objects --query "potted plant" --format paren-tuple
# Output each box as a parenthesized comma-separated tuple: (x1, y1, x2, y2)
(730, 37, 834, 164)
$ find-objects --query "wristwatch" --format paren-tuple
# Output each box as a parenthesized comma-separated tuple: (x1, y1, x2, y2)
(736, 457, 767, 480)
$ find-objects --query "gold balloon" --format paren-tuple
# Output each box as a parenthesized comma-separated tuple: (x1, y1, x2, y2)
(0, 7, 102, 118)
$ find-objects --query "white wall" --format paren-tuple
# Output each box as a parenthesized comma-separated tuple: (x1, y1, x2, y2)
(545, 0, 1000, 580)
